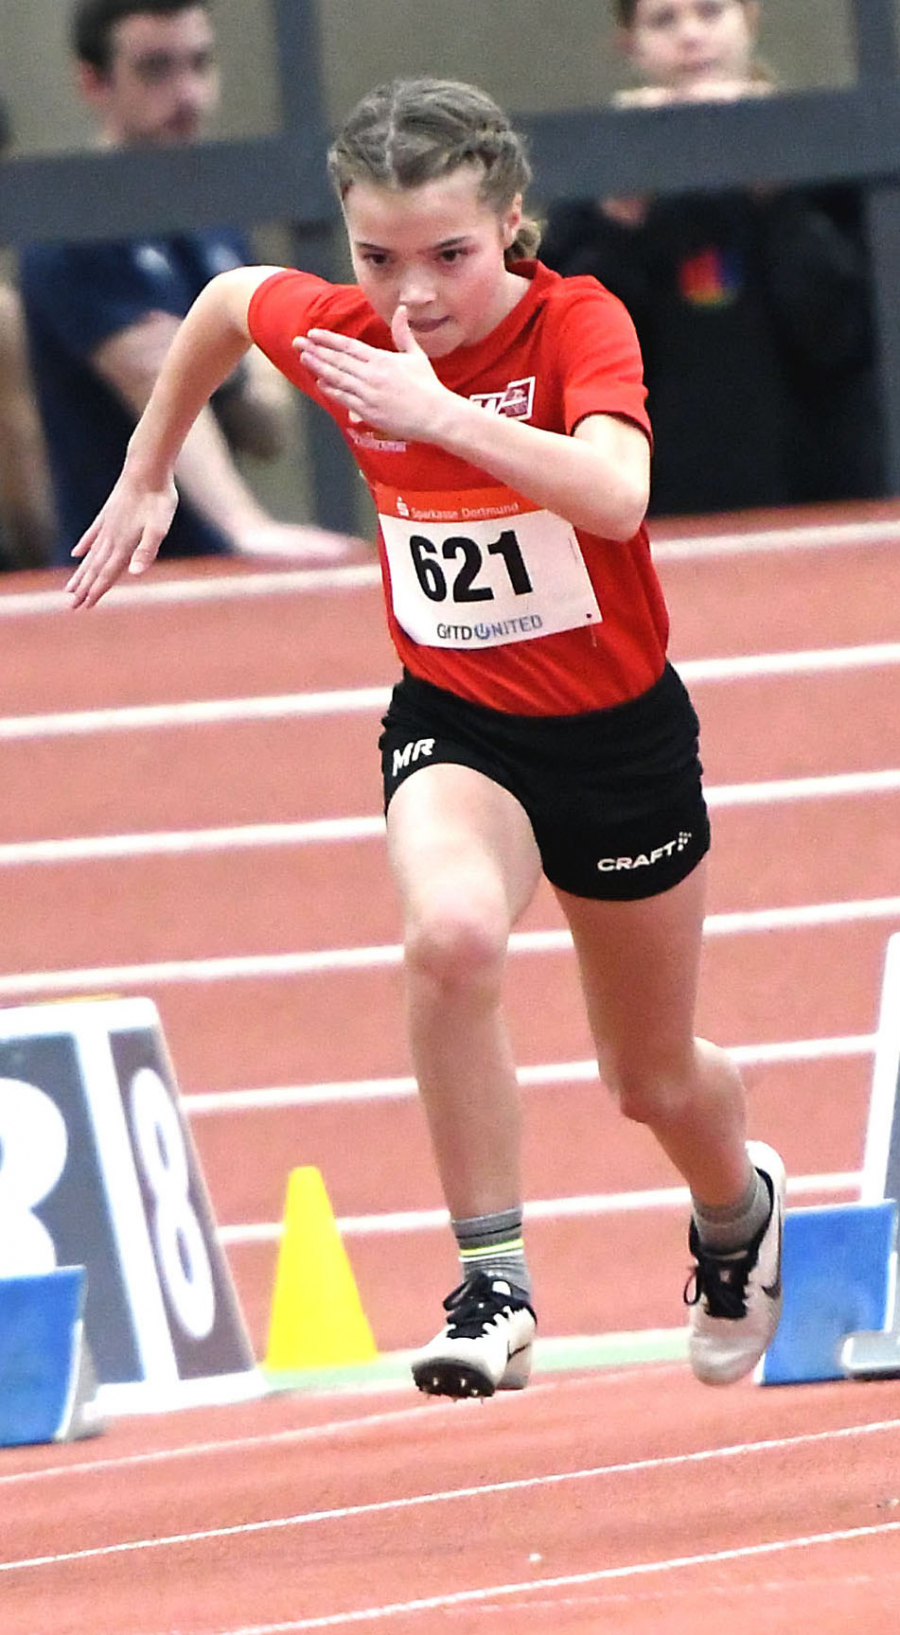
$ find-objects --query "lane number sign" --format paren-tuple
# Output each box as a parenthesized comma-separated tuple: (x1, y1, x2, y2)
(0, 998, 257, 1406)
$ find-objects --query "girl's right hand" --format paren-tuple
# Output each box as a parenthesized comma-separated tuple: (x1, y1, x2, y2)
(66, 468, 178, 609)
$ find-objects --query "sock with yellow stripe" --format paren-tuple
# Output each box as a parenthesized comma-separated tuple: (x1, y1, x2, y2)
(452, 1207, 531, 1296)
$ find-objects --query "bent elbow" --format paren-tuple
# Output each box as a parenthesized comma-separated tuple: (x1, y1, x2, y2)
(606, 475, 650, 541)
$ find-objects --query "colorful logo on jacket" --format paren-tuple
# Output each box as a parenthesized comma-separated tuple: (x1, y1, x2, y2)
(678, 248, 743, 307)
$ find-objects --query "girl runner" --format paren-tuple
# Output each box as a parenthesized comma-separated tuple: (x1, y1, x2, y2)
(68, 76, 785, 1397)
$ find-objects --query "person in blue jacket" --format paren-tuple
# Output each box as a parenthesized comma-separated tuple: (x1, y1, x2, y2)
(20, 0, 358, 567)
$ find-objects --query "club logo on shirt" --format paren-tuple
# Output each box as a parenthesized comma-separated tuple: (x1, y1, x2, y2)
(469, 376, 536, 420)
(349, 427, 408, 453)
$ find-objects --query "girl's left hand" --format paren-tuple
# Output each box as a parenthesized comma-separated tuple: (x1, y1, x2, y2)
(295, 305, 452, 442)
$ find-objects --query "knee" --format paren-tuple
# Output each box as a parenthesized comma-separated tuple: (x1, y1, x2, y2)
(602, 1049, 695, 1126)
(404, 891, 509, 995)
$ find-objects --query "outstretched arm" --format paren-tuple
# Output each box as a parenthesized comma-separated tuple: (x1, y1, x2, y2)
(90, 310, 293, 545)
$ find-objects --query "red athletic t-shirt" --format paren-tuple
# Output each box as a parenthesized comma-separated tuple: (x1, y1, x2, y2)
(248, 259, 668, 715)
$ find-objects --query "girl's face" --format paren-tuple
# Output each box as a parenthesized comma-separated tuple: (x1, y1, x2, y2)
(621, 0, 758, 94)
(342, 167, 524, 357)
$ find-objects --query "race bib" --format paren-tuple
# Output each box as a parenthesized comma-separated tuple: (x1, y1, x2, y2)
(375, 484, 601, 650)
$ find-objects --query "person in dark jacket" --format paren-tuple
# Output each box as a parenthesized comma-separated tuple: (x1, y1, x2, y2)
(19, 0, 362, 567)
(0, 95, 56, 567)
(541, 0, 885, 516)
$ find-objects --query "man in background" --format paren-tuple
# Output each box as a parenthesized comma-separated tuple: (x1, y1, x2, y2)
(20, 0, 359, 567)
(0, 93, 55, 568)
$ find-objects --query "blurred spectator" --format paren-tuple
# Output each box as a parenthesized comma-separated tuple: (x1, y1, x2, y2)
(0, 97, 56, 568)
(19, 0, 360, 568)
(541, 0, 886, 516)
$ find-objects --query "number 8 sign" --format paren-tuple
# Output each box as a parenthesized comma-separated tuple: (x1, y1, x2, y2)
(0, 998, 259, 1412)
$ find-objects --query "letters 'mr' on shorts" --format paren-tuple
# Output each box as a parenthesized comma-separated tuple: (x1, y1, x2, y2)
(379, 663, 710, 902)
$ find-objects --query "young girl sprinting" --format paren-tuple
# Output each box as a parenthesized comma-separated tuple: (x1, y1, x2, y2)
(69, 76, 785, 1398)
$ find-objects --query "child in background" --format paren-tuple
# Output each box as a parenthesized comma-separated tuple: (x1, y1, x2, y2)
(67, 76, 786, 1400)
(541, 0, 885, 516)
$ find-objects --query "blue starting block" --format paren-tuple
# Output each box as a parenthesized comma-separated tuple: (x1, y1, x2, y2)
(759, 1201, 896, 1386)
(0, 1267, 103, 1445)
(760, 934, 900, 1386)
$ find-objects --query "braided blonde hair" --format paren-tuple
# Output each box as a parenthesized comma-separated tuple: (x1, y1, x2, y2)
(327, 78, 541, 264)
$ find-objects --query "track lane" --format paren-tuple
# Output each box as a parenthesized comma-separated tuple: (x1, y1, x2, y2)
(3, 530, 900, 714)
(661, 536, 900, 656)
(0, 920, 893, 1087)
(0, 793, 898, 971)
(2, 566, 392, 714)
(3, 1369, 899, 1635)
(229, 1186, 867, 1351)
(0, 664, 897, 842)
(2, 511, 899, 1633)
(0, 715, 385, 842)
(189, 1054, 870, 1227)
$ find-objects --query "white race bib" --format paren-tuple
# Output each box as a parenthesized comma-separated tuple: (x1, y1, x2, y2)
(376, 484, 601, 650)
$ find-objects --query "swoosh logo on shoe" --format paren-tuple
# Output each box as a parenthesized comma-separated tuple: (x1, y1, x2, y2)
(762, 1207, 783, 1299)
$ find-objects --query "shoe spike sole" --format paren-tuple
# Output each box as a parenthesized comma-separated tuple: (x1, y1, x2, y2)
(412, 1361, 496, 1399)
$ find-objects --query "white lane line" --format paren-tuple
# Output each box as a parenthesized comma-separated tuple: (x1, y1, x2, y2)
(0, 515, 897, 620)
(464, 1572, 900, 1622)
(1, 770, 898, 868)
(0, 1399, 467, 1489)
(651, 515, 900, 561)
(0, 816, 386, 868)
(0, 1374, 655, 1492)
(703, 896, 900, 932)
(183, 1033, 877, 1114)
(220, 1170, 860, 1246)
(1, 641, 899, 740)
(0, 564, 381, 617)
(705, 768, 900, 808)
(0, 896, 897, 999)
(184, 1518, 900, 1633)
(0, 686, 391, 740)
(680, 642, 900, 682)
(2, 1417, 897, 1576)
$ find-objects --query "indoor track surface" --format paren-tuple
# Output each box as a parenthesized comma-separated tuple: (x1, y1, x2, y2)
(2, 500, 900, 1631)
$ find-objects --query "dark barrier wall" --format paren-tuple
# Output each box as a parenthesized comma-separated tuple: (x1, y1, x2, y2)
(0, 1, 859, 151)
(1, 0, 898, 525)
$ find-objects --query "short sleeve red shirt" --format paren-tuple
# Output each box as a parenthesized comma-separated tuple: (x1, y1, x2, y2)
(248, 259, 668, 715)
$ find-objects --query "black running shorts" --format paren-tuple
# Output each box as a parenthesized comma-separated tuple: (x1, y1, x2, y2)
(378, 663, 711, 901)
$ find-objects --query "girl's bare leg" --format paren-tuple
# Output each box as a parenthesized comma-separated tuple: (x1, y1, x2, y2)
(389, 763, 543, 1399)
(559, 859, 785, 1385)
(555, 859, 751, 1206)
(385, 762, 542, 1220)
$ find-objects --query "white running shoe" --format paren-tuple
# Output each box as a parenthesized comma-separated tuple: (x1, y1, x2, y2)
(685, 1140, 786, 1386)
(411, 1273, 536, 1399)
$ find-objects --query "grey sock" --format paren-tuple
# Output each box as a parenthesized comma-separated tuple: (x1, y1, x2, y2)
(452, 1207, 532, 1296)
(692, 1165, 771, 1255)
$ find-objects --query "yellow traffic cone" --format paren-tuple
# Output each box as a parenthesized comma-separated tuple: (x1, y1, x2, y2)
(264, 1167, 377, 1371)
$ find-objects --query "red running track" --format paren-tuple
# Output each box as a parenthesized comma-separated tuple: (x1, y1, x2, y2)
(1, 500, 900, 1630)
